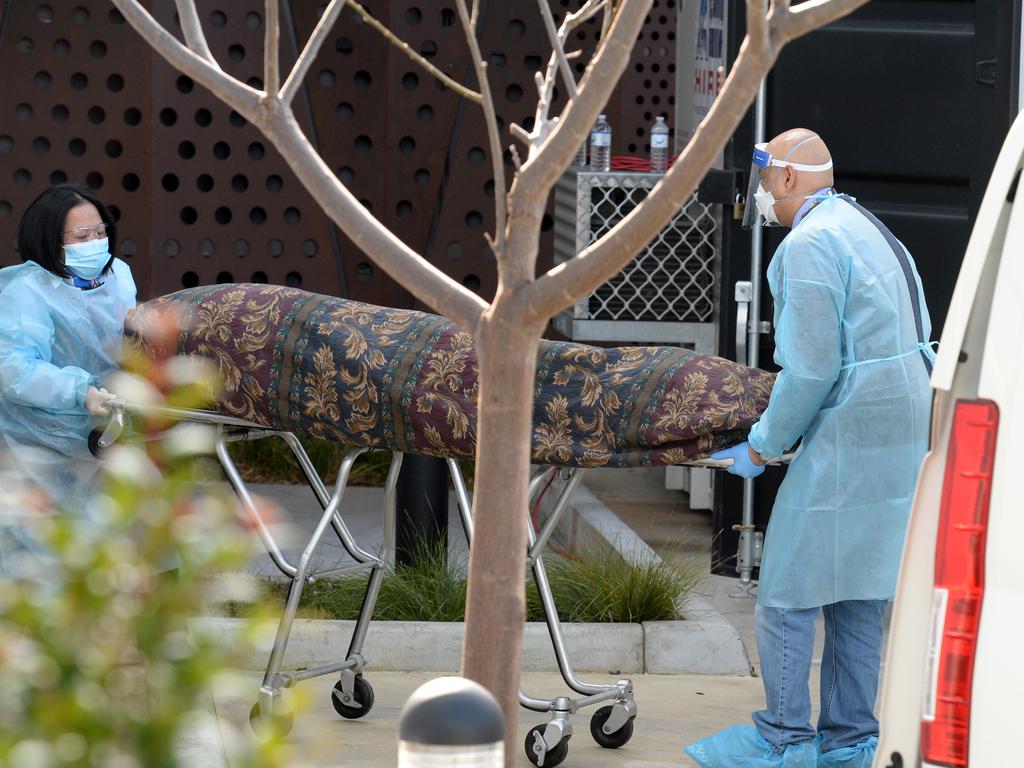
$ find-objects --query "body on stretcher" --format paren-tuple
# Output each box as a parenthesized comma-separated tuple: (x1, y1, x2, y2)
(96, 396, 783, 767)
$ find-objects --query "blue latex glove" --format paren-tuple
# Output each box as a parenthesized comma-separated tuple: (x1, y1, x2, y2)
(711, 442, 765, 479)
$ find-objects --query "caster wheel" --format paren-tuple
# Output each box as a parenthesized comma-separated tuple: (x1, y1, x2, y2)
(249, 700, 293, 736)
(589, 705, 634, 749)
(525, 724, 569, 767)
(331, 675, 374, 719)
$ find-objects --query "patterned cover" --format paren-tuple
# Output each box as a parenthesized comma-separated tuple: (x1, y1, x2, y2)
(126, 284, 775, 468)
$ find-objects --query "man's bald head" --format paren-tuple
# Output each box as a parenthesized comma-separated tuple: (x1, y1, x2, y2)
(765, 129, 833, 172)
(759, 128, 835, 227)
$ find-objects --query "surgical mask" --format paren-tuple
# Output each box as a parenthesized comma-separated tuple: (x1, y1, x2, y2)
(753, 182, 780, 225)
(753, 175, 825, 228)
(63, 237, 111, 279)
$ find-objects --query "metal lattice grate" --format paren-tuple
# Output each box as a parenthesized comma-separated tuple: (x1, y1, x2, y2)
(554, 170, 719, 348)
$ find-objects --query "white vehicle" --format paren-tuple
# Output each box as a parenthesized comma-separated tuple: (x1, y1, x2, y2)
(874, 113, 1024, 766)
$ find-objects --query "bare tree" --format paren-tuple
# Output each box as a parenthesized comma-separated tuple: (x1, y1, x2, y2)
(111, 0, 869, 761)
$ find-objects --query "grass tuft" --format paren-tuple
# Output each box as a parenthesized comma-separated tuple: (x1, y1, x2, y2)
(527, 546, 701, 622)
(222, 542, 700, 624)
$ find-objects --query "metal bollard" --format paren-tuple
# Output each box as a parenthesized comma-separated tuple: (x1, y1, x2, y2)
(398, 676, 505, 767)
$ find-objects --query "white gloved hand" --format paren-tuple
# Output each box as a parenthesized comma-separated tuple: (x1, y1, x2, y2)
(85, 386, 116, 416)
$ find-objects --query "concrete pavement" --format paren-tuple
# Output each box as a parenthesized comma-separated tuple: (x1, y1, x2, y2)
(181, 670, 780, 767)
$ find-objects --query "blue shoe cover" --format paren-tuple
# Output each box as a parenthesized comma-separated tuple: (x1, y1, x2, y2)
(818, 736, 878, 768)
(684, 725, 817, 768)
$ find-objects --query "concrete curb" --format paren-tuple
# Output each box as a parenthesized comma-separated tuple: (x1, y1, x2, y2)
(192, 611, 749, 675)
(536, 478, 753, 676)
(192, 617, 644, 674)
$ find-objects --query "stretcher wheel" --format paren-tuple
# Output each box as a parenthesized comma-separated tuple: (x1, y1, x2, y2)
(331, 675, 374, 719)
(589, 705, 634, 749)
(525, 725, 569, 767)
(249, 701, 293, 736)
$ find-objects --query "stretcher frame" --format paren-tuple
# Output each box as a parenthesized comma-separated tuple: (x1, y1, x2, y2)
(98, 399, 751, 767)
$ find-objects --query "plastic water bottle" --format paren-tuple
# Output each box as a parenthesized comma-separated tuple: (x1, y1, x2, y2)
(574, 138, 588, 167)
(590, 114, 611, 173)
(650, 115, 669, 173)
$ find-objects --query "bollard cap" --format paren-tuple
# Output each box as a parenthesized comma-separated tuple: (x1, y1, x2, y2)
(399, 676, 505, 746)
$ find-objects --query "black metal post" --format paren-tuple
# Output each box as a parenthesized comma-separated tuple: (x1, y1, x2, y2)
(394, 454, 449, 568)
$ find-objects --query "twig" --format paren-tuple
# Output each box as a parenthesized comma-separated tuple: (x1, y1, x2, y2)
(509, 144, 523, 170)
(518, 0, 652, 196)
(536, 0, 577, 98)
(348, 0, 481, 103)
(281, 0, 349, 104)
(173, 0, 220, 69)
(264, 0, 279, 94)
(456, 0, 507, 258)
(111, 0, 260, 114)
(509, 123, 532, 145)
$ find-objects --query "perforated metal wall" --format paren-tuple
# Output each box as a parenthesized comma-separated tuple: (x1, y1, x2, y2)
(0, 1, 677, 306)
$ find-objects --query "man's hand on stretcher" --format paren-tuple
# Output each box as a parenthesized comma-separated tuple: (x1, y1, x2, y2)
(704, 442, 791, 479)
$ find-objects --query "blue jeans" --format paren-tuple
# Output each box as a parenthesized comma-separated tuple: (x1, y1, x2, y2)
(753, 599, 887, 753)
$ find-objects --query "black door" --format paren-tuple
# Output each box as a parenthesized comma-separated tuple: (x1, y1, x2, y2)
(712, 0, 1021, 577)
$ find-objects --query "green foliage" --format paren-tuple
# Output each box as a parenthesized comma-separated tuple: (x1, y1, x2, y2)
(526, 547, 703, 623)
(226, 542, 698, 624)
(0, 351, 289, 767)
(305, 539, 468, 622)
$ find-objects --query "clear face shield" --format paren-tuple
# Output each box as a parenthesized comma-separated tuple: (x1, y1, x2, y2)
(741, 140, 834, 229)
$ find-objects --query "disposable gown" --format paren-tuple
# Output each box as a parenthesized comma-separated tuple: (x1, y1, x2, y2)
(0, 259, 136, 511)
(747, 194, 933, 609)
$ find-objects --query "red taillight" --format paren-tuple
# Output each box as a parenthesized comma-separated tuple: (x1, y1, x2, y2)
(921, 399, 999, 767)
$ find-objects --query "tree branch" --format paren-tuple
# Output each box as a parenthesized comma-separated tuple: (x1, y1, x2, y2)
(536, 0, 577, 99)
(456, 0, 507, 261)
(262, 102, 488, 328)
(348, 0, 481, 103)
(264, 0, 280, 95)
(173, 0, 220, 69)
(112, 0, 261, 115)
(280, 0, 349, 104)
(114, 0, 487, 329)
(516, 0, 651, 198)
(532, 0, 602, 134)
(771, 0, 870, 46)
(516, 0, 780, 322)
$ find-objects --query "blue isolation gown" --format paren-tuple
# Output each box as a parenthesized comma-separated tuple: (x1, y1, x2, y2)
(748, 194, 933, 609)
(0, 258, 136, 514)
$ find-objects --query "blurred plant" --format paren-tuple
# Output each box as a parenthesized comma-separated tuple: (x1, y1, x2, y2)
(0, 307, 292, 768)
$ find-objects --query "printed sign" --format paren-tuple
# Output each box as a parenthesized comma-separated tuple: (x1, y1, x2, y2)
(694, 0, 727, 123)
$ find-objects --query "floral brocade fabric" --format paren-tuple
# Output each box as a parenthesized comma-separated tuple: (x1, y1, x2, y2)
(126, 284, 776, 468)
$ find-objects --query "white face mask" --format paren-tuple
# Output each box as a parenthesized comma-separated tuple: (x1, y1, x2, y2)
(63, 237, 111, 279)
(753, 182, 780, 226)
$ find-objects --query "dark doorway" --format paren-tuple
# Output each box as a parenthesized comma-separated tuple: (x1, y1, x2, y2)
(712, 0, 1021, 577)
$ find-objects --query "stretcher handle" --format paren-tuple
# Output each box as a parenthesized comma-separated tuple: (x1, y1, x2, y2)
(689, 452, 797, 470)
(96, 398, 270, 449)
(97, 398, 129, 449)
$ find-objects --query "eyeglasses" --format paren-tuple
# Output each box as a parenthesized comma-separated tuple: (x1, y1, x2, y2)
(63, 222, 107, 242)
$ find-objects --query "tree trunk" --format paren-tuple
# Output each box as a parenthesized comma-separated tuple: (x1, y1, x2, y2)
(462, 302, 539, 766)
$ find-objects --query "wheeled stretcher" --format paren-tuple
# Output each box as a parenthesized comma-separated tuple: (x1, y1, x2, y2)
(99, 399, 773, 767)
(117, 284, 778, 766)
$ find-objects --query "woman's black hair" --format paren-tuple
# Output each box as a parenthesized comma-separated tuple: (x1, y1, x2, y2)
(16, 184, 117, 279)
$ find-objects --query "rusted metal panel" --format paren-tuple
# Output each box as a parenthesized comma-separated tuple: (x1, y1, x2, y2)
(0, 1, 677, 308)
